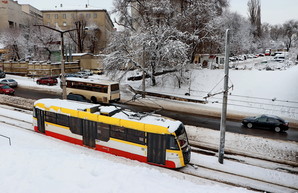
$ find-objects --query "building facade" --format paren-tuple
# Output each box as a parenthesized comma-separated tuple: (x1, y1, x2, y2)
(0, 0, 42, 30)
(41, 5, 114, 53)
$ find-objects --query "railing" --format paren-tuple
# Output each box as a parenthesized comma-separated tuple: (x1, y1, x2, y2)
(0, 134, 11, 146)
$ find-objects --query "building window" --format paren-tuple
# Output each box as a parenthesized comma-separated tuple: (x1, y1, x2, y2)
(63, 14, 66, 19)
(8, 21, 14, 28)
(93, 13, 97, 18)
(46, 14, 50, 19)
(55, 14, 58, 19)
(86, 13, 91, 18)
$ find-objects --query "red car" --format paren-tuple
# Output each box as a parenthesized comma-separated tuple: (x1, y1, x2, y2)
(36, 77, 58, 85)
(0, 84, 15, 95)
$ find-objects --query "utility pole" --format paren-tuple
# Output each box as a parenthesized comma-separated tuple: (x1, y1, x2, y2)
(34, 25, 76, 99)
(218, 29, 230, 164)
(142, 45, 146, 98)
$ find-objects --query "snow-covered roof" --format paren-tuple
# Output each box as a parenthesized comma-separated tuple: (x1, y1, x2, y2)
(66, 77, 119, 85)
(34, 98, 181, 133)
(111, 109, 182, 133)
(42, 5, 107, 12)
(34, 98, 99, 111)
(71, 53, 93, 57)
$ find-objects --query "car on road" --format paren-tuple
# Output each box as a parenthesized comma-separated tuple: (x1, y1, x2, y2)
(67, 93, 90, 103)
(0, 70, 5, 78)
(242, 114, 289, 132)
(75, 71, 89, 78)
(36, 77, 58, 86)
(0, 79, 18, 87)
(0, 84, 15, 95)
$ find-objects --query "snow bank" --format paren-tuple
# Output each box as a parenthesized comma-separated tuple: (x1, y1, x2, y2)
(0, 124, 254, 193)
(0, 94, 34, 110)
(187, 126, 298, 166)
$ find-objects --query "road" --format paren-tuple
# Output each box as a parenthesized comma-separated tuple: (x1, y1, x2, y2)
(14, 87, 298, 142)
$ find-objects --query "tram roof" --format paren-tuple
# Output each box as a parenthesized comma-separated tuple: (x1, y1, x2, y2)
(34, 99, 182, 133)
(34, 98, 99, 111)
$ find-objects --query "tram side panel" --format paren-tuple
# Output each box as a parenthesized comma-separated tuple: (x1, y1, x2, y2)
(33, 107, 186, 168)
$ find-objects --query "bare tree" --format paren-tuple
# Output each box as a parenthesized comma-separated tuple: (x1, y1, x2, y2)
(282, 20, 298, 51)
(68, 18, 88, 53)
(248, 0, 262, 38)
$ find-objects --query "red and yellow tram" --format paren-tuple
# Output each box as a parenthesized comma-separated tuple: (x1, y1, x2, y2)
(33, 99, 191, 168)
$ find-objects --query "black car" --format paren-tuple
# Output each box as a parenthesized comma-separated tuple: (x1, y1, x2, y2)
(67, 93, 90, 103)
(242, 114, 289, 132)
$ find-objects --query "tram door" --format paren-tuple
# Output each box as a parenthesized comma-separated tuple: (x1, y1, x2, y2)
(82, 120, 97, 148)
(36, 109, 45, 133)
(147, 133, 166, 165)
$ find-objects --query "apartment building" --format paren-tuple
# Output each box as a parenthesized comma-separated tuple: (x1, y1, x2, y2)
(0, 0, 42, 30)
(41, 4, 114, 52)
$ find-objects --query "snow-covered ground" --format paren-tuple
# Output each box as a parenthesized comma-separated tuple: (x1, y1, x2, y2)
(126, 58, 298, 122)
(1, 105, 298, 193)
(0, 106, 255, 193)
(0, 58, 298, 192)
(2, 57, 298, 123)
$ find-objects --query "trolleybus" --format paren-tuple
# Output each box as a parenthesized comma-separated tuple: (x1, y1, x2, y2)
(65, 77, 120, 103)
(33, 99, 191, 168)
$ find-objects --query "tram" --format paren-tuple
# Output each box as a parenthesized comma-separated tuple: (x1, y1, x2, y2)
(33, 99, 191, 168)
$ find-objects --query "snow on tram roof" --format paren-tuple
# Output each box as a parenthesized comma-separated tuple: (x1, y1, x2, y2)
(34, 98, 99, 111)
(34, 99, 182, 133)
(66, 77, 119, 85)
(99, 106, 182, 133)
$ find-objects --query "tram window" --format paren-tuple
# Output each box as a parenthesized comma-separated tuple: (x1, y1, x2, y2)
(127, 129, 145, 145)
(33, 107, 37, 118)
(175, 124, 185, 136)
(56, 114, 69, 127)
(96, 122, 110, 142)
(45, 111, 57, 124)
(110, 125, 126, 140)
(69, 117, 82, 135)
(167, 135, 179, 150)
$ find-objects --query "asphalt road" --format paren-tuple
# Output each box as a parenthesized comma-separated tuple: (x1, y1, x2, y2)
(13, 87, 298, 142)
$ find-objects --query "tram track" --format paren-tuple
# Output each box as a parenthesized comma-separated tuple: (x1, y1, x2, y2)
(1, 105, 297, 193)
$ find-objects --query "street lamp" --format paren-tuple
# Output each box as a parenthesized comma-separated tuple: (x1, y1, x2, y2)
(34, 24, 76, 99)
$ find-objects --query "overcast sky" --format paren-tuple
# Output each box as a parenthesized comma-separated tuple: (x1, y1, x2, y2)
(16, 0, 298, 25)
(229, 0, 298, 25)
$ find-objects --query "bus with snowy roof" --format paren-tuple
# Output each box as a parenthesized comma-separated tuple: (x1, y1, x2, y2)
(65, 77, 120, 104)
(33, 98, 191, 168)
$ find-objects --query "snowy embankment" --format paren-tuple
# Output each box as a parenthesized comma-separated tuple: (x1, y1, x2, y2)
(0, 106, 255, 193)
(187, 126, 298, 166)
(125, 62, 298, 124)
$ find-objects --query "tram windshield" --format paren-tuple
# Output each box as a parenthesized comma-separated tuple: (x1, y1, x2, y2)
(175, 124, 189, 149)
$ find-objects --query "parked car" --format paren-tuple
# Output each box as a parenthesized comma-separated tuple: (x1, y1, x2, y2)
(67, 93, 90, 102)
(0, 70, 5, 78)
(91, 69, 104, 75)
(273, 54, 285, 62)
(81, 70, 93, 76)
(75, 71, 89, 78)
(36, 77, 58, 85)
(60, 73, 80, 78)
(0, 79, 18, 87)
(0, 84, 15, 95)
(242, 114, 289, 132)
